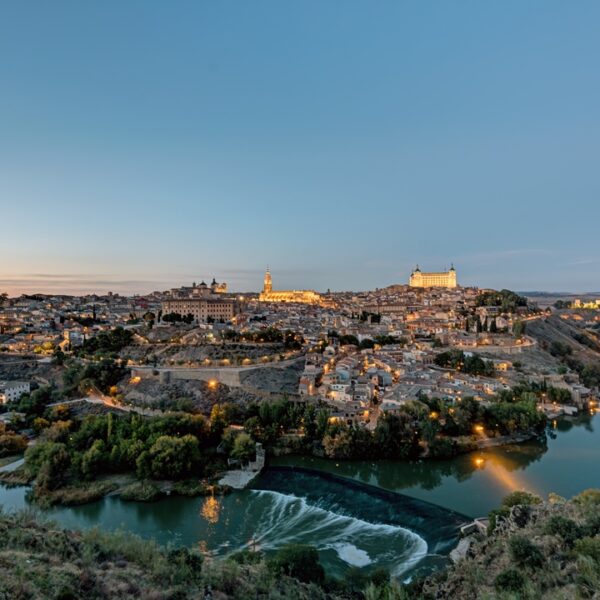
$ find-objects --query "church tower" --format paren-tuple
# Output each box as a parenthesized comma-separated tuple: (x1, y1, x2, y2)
(263, 267, 272, 294)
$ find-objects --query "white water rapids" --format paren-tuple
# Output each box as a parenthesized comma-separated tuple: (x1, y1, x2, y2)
(228, 489, 429, 576)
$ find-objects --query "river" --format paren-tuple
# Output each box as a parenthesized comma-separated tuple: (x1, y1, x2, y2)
(0, 414, 598, 578)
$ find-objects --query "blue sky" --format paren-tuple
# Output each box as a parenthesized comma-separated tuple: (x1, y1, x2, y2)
(1, 1, 599, 295)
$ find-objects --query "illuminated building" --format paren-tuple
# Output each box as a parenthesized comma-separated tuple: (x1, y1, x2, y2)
(258, 268, 322, 304)
(162, 297, 238, 323)
(409, 265, 457, 288)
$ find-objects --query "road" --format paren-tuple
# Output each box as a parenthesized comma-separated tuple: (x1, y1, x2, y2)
(48, 395, 164, 417)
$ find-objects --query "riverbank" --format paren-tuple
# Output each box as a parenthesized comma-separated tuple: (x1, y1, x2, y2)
(0, 429, 541, 506)
(0, 468, 232, 507)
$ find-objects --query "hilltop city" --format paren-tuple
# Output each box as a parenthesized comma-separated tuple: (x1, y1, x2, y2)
(1, 265, 598, 423)
(1, 264, 600, 599)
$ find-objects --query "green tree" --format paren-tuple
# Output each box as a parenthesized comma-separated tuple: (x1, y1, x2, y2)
(148, 435, 201, 479)
(231, 433, 256, 463)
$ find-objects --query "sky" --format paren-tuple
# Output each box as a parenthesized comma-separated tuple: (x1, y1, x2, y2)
(1, 1, 600, 295)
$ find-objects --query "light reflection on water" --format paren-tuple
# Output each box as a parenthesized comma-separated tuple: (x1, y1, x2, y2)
(272, 413, 599, 517)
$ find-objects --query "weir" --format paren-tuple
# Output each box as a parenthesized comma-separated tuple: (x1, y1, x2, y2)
(249, 465, 470, 576)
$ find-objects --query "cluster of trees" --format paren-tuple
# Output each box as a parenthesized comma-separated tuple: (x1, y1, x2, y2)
(229, 394, 546, 462)
(162, 312, 195, 324)
(63, 358, 127, 396)
(79, 327, 134, 357)
(434, 349, 496, 377)
(9, 385, 62, 419)
(476, 289, 528, 313)
(23, 412, 223, 492)
(554, 300, 573, 309)
(7, 360, 127, 427)
(327, 331, 405, 349)
(0, 422, 28, 457)
(496, 381, 572, 405)
(222, 327, 304, 349)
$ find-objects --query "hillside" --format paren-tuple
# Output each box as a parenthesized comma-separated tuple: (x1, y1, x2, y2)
(419, 489, 600, 599)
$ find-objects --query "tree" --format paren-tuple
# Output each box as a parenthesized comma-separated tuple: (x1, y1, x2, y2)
(148, 435, 201, 479)
(322, 429, 354, 459)
(512, 320, 526, 339)
(0, 431, 28, 457)
(81, 439, 107, 479)
(25, 442, 71, 490)
(231, 433, 255, 463)
(359, 338, 375, 350)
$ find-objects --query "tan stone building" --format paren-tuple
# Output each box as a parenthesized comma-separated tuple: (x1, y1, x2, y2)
(409, 265, 457, 288)
(162, 298, 238, 323)
(258, 268, 322, 304)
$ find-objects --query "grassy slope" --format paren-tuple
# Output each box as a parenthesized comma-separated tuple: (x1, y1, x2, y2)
(420, 491, 600, 599)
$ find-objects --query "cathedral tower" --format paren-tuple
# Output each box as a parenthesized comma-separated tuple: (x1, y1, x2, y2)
(263, 267, 272, 294)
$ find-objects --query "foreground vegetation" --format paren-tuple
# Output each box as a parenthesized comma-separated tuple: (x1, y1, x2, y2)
(420, 488, 600, 599)
(1, 488, 599, 599)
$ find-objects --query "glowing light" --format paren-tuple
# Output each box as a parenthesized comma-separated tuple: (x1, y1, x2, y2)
(429, 411, 439, 420)
(208, 380, 218, 389)
(474, 457, 484, 468)
(129, 376, 141, 385)
(474, 424, 485, 434)
(200, 496, 221, 524)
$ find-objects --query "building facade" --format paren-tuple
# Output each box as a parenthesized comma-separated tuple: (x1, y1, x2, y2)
(162, 298, 238, 323)
(409, 265, 457, 288)
(0, 381, 30, 404)
(258, 268, 323, 304)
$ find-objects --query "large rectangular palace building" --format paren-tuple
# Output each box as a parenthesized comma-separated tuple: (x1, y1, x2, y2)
(409, 265, 457, 288)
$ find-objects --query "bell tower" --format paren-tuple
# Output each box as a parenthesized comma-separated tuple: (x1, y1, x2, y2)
(263, 267, 272, 294)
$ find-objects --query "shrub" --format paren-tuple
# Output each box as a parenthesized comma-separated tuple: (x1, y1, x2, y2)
(575, 537, 600, 563)
(502, 490, 542, 508)
(573, 489, 600, 507)
(544, 515, 583, 548)
(0, 432, 28, 457)
(267, 544, 324, 584)
(229, 550, 264, 565)
(583, 513, 600, 537)
(120, 481, 163, 502)
(494, 568, 526, 592)
(509, 535, 545, 569)
(487, 506, 510, 535)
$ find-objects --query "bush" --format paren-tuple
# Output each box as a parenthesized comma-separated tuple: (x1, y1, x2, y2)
(494, 568, 526, 592)
(267, 544, 324, 584)
(229, 550, 264, 565)
(544, 515, 583, 548)
(573, 489, 600, 507)
(583, 513, 600, 537)
(509, 535, 545, 569)
(0, 432, 28, 457)
(120, 481, 163, 502)
(575, 537, 600, 563)
(167, 547, 204, 582)
(487, 506, 510, 535)
(502, 490, 542, 508)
